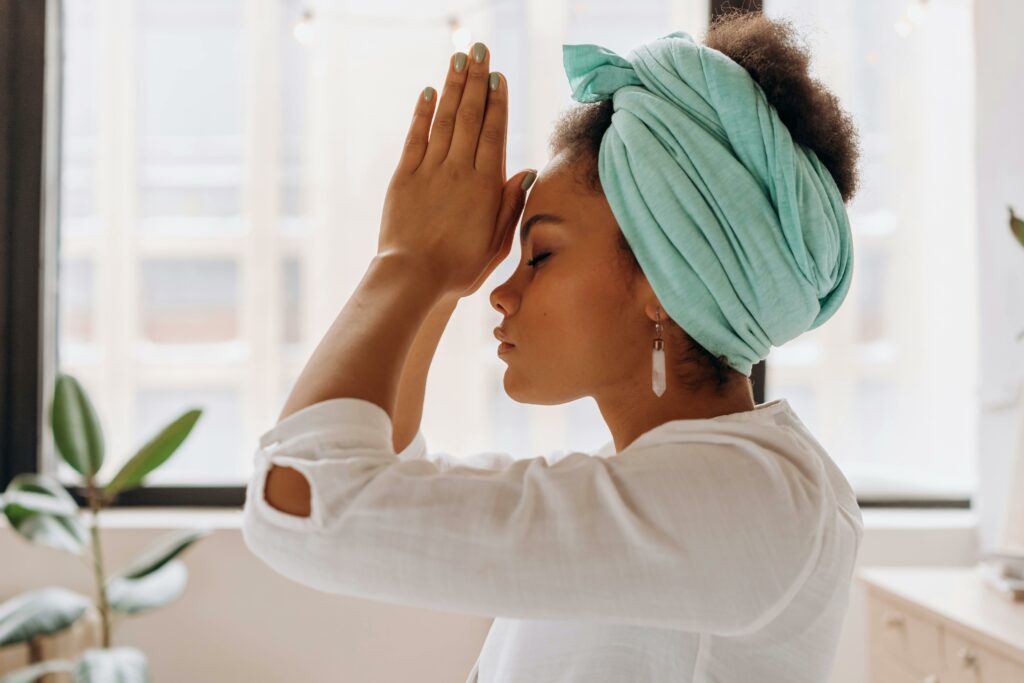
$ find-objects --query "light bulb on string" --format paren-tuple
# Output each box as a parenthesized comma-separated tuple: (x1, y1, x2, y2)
(906, 0, 928, 26)
(294, 8, 314, 45)
(448, 15, 472, 51)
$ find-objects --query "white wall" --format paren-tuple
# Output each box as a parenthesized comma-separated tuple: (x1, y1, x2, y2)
(0, 508, 977, 683)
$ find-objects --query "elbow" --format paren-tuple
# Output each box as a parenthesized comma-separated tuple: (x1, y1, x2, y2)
(241, 457, 334, 591)
(264, 464, 312, 517)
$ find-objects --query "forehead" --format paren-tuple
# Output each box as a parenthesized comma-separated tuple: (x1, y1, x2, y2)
(518, 157, 615, 241)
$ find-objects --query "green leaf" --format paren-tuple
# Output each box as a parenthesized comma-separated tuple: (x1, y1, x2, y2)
(1010, 206, 1024, 249)
(103, 409, 202, 498)
(2, 474, 87, 555)
(0, 659, 76, 683)
(105, 560, 188, 615)
(110, 528, 210, 580)
(9, 515, 88, 555)
(2, 490, 79, 517)
(3, 474, 79, 508)
(50, 374, 104, 479)
(103, 528, 208, 616)
(0, 587, 92, 647)
(73, 647, 150, 683)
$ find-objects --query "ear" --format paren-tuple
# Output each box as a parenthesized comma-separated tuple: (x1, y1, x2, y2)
(645, 304, 667, 324)
(631, 276, 662, 322)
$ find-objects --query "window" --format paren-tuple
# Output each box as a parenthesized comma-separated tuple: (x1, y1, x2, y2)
(761, 0, 975, 505)
(33, 0, 718, 505)
(2, 0, 969, 508)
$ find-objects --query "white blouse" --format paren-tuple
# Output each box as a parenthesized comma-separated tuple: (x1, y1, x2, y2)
(241, 396, 863, 683)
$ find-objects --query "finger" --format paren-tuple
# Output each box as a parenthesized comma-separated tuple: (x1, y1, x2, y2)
(448, 41, 490, 168)
(501, 85, 508, 179)
(475, 72, 507, 174)
(500, 68, 507, 178)
(422, 51, 470, 168)
(490, 169, 536, 255)
(396, 86, 437, 175)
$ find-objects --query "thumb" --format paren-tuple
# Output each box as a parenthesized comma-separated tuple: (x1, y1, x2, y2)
(495, 169, 537, 255)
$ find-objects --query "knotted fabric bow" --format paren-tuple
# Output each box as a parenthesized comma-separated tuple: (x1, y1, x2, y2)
(562, 31, 853, 376)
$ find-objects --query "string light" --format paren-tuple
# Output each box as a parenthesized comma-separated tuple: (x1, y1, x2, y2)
(293, 9, 314, 45)
(906, 0, 928, 26)
(448, 16, 473, 51)
(284, 0, 511, 48)
(894, 0, 927, 38)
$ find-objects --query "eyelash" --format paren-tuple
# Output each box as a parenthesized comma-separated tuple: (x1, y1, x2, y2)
(526, 252, 550, 268)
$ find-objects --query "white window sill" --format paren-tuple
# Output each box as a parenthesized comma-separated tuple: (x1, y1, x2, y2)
(6, 506, 975, 532)
(860, 507, 977, 530)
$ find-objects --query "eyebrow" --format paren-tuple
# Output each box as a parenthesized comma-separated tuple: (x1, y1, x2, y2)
(520, 213, 567, 244)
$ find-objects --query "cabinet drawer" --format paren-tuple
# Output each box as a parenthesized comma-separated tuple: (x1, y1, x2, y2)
(942, 629, 1024, 683)
(871, 647, 943, 683)
(868, 593, 944, 675)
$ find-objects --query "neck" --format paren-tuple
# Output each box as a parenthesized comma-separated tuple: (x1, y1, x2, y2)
(600, 379, 756, 454)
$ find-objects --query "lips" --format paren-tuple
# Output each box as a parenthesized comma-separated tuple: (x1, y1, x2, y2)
(493, 327, 515, 346)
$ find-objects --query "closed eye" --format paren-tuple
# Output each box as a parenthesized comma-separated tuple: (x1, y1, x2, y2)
(526, 252, 550, 268)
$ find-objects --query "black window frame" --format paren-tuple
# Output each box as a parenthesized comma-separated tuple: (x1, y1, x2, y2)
(0, 0, 967, 509)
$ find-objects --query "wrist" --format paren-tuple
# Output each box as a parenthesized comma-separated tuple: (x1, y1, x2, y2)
(371, 251, 451, 302)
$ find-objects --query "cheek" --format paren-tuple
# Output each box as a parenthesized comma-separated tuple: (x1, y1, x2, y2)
(537, 266, 624, 340)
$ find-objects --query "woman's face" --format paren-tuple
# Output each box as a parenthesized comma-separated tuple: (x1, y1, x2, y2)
(489, 151, 661, 406)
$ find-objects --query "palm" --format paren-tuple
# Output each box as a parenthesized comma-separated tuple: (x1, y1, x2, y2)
(450, 176, 520, 299)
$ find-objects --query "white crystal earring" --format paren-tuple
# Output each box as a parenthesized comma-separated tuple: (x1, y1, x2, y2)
(652, 310, 666, 397)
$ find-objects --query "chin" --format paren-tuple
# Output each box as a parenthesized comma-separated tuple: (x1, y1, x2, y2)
(501, 370, 580, 406)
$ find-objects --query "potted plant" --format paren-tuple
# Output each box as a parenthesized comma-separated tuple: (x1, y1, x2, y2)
(1013, 207, 1024, 344)
(1001, 207, 1024, 554)
(0, 373, 210, 681)
(978, 207, 1024, 601)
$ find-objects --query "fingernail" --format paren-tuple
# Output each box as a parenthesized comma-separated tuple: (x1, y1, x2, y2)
(472, 42, 486, 63)
(454, 52, 467, 72)
(489, 73, 500, 91)
(521, 171, 537, 191)
(422, 86, 435, 102)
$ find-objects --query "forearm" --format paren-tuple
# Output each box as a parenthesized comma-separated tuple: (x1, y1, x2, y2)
(392, 294, 458, 453)
(278, 253, 446, 423)
(267, 254, 447, 516)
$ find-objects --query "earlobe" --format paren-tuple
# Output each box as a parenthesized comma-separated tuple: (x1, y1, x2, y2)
(635, 279, 663, 322)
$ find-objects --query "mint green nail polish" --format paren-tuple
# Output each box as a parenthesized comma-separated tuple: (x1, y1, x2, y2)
(521, 171, 537, 191)
(489, 73, 500, 91)
(472, 42, 486, 63)
(454, 52, 467, 72)
(422, 86, 435, 102)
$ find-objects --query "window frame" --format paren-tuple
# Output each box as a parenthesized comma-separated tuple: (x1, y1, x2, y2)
(0, 0, 967, 509)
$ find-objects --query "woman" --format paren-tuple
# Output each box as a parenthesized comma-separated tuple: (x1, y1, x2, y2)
(242, 11, 863, 682)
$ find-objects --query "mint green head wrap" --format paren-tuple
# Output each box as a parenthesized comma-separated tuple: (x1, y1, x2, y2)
(562, 31, 854, 377)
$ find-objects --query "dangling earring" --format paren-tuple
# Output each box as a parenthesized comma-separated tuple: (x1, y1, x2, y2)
(652, 310, 666, 397)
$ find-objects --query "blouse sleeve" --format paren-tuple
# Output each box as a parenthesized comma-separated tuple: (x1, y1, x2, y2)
(241, 397, 828, 635)
(394, 426, 521, 471)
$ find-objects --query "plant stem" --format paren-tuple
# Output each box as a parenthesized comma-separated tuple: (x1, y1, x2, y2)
(86, 478, 112, 648)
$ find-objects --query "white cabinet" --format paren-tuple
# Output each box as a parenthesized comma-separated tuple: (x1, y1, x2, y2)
(859, 567, 1024, 683)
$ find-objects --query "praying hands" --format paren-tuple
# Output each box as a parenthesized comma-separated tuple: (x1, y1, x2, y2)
(377, 42, 536, 299)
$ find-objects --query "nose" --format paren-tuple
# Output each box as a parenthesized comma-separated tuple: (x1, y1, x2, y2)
(489, 271, 519, 317)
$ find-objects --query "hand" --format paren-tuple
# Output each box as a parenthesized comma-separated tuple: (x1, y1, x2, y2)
(377, 43, 537, 300)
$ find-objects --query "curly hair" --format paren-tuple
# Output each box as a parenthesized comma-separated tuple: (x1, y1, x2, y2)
(547, 10, 860, 395)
